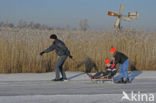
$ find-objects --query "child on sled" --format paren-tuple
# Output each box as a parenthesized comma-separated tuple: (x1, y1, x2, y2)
(88, 58, 117, 79)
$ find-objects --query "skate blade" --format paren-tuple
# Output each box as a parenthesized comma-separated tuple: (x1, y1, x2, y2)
(63, 80, 69, 82)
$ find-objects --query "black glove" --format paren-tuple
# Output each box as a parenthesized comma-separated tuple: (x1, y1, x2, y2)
(40, 51, 45, 56)
(69, 55, 73, 59)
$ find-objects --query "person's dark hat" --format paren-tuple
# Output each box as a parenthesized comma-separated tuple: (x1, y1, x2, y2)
(50, 34, 57, 39)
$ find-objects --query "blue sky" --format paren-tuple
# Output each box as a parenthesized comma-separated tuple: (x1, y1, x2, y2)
(0, 0, 156, 30)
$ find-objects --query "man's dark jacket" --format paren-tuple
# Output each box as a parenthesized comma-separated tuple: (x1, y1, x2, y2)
(114, 52, 128, 64)
(44, 39, 70, 56)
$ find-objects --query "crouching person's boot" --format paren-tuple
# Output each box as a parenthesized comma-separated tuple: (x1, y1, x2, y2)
(123, 78, 130, 84)
(116, 78, 124, 83)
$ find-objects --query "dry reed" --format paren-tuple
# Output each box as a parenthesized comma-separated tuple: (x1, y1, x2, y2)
(0, 27, 156, 73)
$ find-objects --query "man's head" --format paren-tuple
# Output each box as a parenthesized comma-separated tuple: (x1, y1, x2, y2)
(110, 47, 117, 56)
(50, 34, 57, 43)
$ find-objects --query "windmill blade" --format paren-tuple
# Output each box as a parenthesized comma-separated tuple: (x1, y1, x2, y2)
(136, 12, 139, 19)
(121, 16, 131, 22)
(108, 11, 118, 17)
(119, 4, 125, 15)
(128, 12, 139, 19)
(114, 17, 120, 28)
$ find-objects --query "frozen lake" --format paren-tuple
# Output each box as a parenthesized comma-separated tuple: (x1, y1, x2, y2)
(0, 71, 156, 103)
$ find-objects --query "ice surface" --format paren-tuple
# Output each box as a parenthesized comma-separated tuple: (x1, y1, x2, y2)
(0, 71, 156, 103)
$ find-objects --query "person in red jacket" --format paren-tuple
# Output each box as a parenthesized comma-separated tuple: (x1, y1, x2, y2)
(110, 47, 130, 83)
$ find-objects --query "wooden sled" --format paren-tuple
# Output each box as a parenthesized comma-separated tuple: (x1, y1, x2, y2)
(88, 73, 114, 84)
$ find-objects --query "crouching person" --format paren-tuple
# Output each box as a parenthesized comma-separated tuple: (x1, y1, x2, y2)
(110, 47, 130, 83)
(88, 58, 117, 79)
(40, 34, 72, 81)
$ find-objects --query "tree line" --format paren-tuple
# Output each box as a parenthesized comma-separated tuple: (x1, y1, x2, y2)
(0, 19, 90, 31)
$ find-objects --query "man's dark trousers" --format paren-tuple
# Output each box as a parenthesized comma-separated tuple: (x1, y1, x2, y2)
(55, 55, 67, 79)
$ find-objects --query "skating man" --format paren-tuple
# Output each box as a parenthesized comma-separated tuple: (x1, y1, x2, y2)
(110, 47, 130, 83)
(40, 34, 72, 81)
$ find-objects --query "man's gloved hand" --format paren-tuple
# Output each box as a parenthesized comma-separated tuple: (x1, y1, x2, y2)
(40, 51, 45, 56)
(69, 55, 73, 59)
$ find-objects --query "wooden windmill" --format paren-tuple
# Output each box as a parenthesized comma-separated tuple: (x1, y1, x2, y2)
(107, 4, 139, 30)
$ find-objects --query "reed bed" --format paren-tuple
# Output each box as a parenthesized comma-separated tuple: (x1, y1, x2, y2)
(0, 27, 156, 73)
